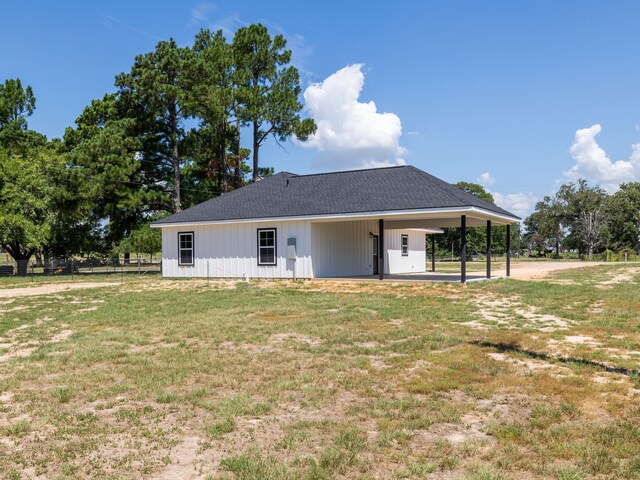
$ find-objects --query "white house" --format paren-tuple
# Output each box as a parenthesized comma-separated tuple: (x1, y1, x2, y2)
(151, 165, 519, 282)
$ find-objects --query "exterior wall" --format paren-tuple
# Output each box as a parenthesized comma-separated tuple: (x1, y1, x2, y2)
(160, 220, 312, 279)
(159, 220, 426, 279)
(310, 221, 426, 277)
(384, 229, 426, 274)
(310, 220, 378, 277)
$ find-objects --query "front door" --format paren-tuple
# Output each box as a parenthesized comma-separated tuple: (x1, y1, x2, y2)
(372, 235, 379, 275)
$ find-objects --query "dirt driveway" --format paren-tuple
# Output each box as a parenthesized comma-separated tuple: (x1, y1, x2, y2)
(508, 261, 605, 280)
(0, 282, 118, 298)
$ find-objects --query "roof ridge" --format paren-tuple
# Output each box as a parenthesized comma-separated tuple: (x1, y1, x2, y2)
(407, 166, 474, 206)
(407, 166, 512, 216)
(290, 165, 408, 178)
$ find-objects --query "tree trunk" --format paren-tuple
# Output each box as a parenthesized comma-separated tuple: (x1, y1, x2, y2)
(636, 209, 640, 255)
(234, 118, 241, 188)
(124, 252, 130, 266)
(252, 120, 259, 182)
(555, 241, 559, 257)
(170, 107, 181, 213)
(35, 251, 43, 267)
(219, 120, 228, 193)
(588, 246, 593, 261)
(5, 244, 33, 275)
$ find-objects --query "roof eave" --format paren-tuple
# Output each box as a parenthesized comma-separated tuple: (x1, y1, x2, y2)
(150, 206, 520, 228)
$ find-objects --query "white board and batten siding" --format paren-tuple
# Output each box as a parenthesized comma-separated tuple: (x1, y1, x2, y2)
(161, 220, 312, 279)
(385, 229, 426, 274)
(160, 219, 426, 279)
(310, 221, 426, 277)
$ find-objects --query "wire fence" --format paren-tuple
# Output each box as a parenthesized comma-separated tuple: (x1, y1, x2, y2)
(0, 256, 161, 278)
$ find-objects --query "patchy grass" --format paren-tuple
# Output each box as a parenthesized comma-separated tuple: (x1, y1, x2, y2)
(0, 265, 639, 478)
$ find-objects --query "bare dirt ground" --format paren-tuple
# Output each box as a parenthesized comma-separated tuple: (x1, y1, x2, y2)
(0, 282, 118, 298)
(508, 261, 606, 280)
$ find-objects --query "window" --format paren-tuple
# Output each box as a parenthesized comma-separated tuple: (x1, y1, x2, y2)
(401, 234, 409, 256)
(178, 232, 194, 266)
(257, 228, 277, 265)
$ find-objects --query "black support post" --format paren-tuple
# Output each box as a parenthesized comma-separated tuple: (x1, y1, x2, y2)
(506, 223, 511, 277)
(378, 219, 385, 280)
(431, 235, 436, 272)
(461, 215, 467, 283)
(486, 220, 492, 279)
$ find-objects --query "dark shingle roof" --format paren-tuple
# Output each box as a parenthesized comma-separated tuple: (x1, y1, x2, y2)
(153, 165, 519, 225)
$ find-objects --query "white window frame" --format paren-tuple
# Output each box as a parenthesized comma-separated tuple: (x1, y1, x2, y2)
(257, 228, 277, 266)
(401, 234, 409, 256)
(178, 231, 194, 266)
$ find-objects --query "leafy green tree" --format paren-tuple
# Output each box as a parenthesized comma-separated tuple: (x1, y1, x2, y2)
(0, 148, 56, 273)
(0, 78, 46, 154)
(183, 29, 249, 194)
(63, 95, 151, 254)
(524, 195, 564, 256)
(117, 221, 162, 259)
(435, 182, 516, 257)
(232, 23, 316, 181)
(115, 39, 192, 212)
(556, 179, 608, 259)
(608, 182, 640, 254)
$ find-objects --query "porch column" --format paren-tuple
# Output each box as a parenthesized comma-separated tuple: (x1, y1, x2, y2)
(378, 219, 385, 280)
(506, 223, 511, 277)
(431, 235, 436, 272)
(461, 215, 467, 283)
(486, 220, 492, 279)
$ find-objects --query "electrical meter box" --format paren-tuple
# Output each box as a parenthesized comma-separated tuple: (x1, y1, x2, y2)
(287, 238, 296, 260)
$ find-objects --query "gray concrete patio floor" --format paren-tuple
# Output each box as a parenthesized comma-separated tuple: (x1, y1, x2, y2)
(314, 272, 504, 283)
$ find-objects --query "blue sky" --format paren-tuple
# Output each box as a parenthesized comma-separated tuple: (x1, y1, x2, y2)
(2, 1, 640, 217)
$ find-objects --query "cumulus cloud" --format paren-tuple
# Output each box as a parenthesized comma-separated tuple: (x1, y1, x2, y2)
(300, 64, 406, 169)
(477, 172, 495, 188)
(492, 191, 538, 219)
(477, 172, 536, 219)
(565, 124, 640, 190)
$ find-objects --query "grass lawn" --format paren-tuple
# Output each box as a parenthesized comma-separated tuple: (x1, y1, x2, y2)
(0, 265, 639, 479)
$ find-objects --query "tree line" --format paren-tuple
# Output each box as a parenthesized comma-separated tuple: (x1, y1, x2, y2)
(0, 24, 316, 273)
(524, 179, 640, 259)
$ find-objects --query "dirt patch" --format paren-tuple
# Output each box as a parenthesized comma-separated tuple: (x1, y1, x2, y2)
(152, 435, 208, 480)
(596, 267, 640, 289)
(0, 327, 75, 363)
(413, 393, 532, 446)
(466, 294, 573, 331)
(487, 352, 571, 376)
(0, 282, 118, 298)
(508, 261, 606, 281)
(562, 335, 601, 346)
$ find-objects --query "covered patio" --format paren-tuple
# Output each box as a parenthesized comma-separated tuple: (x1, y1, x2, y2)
(370, 207, 516, 283)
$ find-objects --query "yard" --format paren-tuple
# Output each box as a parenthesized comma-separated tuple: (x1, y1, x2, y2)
(0, 264, 639, 479)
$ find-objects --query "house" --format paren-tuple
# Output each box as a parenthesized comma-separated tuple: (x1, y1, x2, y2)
(151, 165, 520, 282)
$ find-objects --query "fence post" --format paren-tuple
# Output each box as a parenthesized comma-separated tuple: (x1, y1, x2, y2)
(71, 259, 74, 280)
(207, 260, 210, 285)
(138, 256, 141, 276)
(625, 252, 628, 264)
(31, 263, 34, 282)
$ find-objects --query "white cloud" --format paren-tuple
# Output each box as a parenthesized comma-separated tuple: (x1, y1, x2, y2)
(477, 172, 536, 218)
(300, 64, 407, 169)
(477, 172, 495, 188)
(565, 124, 640, 190)
(190, 2, 217, 26)
(492, 191, 538, 219)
